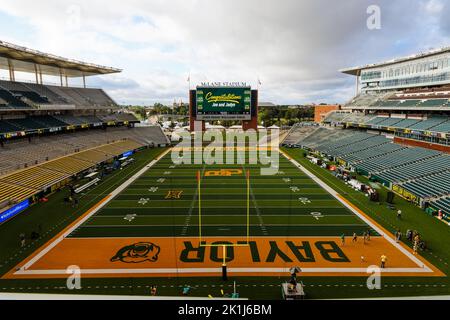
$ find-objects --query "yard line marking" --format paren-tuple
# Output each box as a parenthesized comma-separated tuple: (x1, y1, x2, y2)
(237, 154, 266, 236)
(181, 163, 206, 236)
(89, 214, 354, 218)
(62, 235, 386, 239)
(100, 205, 345, 209)
(79, 223, 369, 228)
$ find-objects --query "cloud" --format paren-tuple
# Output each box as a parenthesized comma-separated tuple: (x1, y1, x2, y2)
(0, 0, 448, 105)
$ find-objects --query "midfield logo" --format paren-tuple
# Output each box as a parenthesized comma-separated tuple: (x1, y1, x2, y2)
(204, 169, 242, 177)
(165, 190, 183, 199)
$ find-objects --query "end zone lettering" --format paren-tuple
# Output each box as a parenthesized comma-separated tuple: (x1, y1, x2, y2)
(179, 240, 349, 263)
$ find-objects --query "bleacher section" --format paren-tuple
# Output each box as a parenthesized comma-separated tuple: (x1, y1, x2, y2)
(374, 117, 403, 127)
(323, 112, 450, 133)
(391, 118, 421, 128)
(352, 147, 440, 175)
(0, 137, 162, 206)
(284, 127, 450, 214)
(408, 117, 448, 130)
(0, 80, 117, 109)
(318, 134, 390, 157)
(344, 88, 450, 111)
(0, 181, 36, 206)
(282, 123, 318, 145)
(297, 127, 354, 149)
(376, 153, 450, 183)
(431, 197, 450, 216)
(0, 113, 139, 135)
(334, 88, 450, 139)
(402, 171, 450, 199)
(0, 126, 168, 176)
(0, 88, 30, 109)
(341, 141, 405, 164)
(345, 91, 389, 108)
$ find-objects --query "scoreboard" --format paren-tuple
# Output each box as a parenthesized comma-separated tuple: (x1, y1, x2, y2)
(196, 86, 252, 120)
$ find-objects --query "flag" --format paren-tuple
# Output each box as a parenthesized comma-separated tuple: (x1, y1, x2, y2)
(258, 78, 262, 85)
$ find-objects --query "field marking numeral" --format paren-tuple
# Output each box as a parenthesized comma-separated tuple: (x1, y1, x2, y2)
(298, 197, 311, 204)
(138, 198, 150, 205)
(310, 211, 323, 220)
(124, 214, 137, 222)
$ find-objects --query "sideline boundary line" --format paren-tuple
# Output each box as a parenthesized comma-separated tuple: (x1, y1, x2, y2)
(14, 267, 431, 275)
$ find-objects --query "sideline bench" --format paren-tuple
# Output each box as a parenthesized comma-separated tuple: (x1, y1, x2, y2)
(75, 177, 100, 194)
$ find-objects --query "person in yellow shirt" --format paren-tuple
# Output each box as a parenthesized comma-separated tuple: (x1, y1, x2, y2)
(380, 254, 387, 268)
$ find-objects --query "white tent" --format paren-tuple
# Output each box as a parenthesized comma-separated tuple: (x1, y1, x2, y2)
(205, 123, 225, 131)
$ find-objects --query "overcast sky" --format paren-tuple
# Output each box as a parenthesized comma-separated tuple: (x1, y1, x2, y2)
(0, 0, 449, 105)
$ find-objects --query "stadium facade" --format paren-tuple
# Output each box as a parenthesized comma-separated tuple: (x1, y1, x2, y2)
(323, 46, 450, 149)
(342, 46, 450, 94)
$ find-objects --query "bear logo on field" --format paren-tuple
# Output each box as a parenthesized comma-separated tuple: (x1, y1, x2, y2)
(110, 242, 160, 263)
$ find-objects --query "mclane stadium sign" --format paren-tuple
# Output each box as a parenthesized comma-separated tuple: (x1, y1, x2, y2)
(199, 82, 248, 87)
(196, 86, 252, 120)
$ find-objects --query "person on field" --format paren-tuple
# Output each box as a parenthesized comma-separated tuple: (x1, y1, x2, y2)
(397, 209, 402, 219)
(366, 229, 371, 241)
(395, 230, 402, 243)
(340, 234, 345, 246)
(413, 234, 420, 254)
(352, 232, 357, 243)
(380, 254, 387, 268)
(19, 233, 26, 248)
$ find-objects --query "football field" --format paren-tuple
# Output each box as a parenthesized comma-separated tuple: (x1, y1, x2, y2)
(4, 147, 442, 279)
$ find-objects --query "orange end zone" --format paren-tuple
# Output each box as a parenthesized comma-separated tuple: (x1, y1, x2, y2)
(336, 194, 444, 277)
(3, 235, 444, 279)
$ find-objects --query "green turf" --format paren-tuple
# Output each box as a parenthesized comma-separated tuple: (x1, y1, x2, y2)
(68, 149, 375, 239)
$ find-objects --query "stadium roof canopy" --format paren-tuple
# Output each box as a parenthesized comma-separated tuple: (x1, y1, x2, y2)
(0, 40, 121, 78)
(340, 46, 450, 76)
